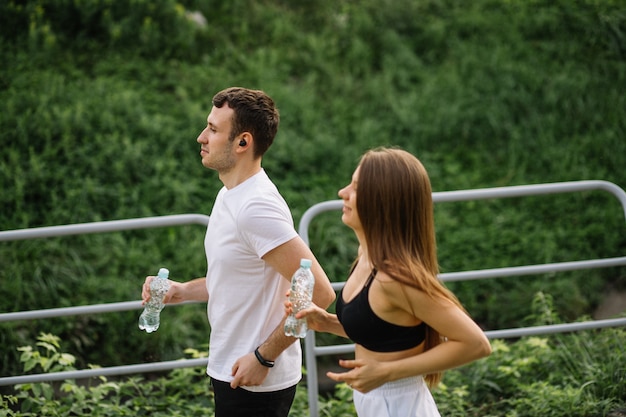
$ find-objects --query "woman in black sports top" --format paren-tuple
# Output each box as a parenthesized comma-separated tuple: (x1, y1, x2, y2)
(286, 147, 491, 417)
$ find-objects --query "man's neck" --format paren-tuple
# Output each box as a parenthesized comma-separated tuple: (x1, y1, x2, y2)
(219, 163, 263, 190)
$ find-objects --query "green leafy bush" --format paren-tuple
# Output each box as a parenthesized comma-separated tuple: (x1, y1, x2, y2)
(433, 293, 626, 416)
(1, 0, 625, 388)
(2, 314, 625, 417)
(2, 333, 215, 416)
(0, 0, 209, 59)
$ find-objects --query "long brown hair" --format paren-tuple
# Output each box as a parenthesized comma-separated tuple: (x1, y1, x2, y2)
(356, 147, 464, 387)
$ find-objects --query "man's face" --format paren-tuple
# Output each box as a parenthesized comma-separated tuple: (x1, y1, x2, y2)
(197, 105, 237, 172)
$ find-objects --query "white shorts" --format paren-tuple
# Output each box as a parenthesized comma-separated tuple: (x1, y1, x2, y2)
(352, 376, 441, 417)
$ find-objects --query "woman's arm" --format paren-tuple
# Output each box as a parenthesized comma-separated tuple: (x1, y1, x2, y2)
(295, 304, 349, 338)
(327, 286, 491, 392)
(382, 299, 491, 379)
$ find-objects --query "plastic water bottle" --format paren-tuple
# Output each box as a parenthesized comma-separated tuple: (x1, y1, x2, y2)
(284, 258, 315, 338)
(138, 268, 170, 333)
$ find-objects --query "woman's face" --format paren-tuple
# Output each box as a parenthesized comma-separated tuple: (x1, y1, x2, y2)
(338, 166, 363, 232)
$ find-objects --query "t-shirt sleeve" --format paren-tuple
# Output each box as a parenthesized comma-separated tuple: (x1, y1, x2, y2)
(237, 197, 298, 258)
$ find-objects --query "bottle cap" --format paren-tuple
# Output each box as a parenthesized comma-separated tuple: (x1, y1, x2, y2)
(300, 259, 312, 268)
(157, 268, 170, 278)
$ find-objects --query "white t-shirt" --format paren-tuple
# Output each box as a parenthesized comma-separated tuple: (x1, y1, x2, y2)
(204, 169, 301, 392)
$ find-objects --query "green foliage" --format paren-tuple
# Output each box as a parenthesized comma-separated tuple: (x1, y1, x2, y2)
(2, 333, 214, 417)
(17, 333, 76, 374)
(432, 293, 626, 416)
(1, 0, 625, 393)
(0, 0, 210, 60)
(2, 319, 625, 416)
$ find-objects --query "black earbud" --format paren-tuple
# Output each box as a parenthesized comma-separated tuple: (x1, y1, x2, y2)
(239, 139, 247, 146)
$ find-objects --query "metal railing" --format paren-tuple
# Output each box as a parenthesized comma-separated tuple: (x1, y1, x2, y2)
(1, 181, 625, 417)
(0, 214, 210, 385)
(0, 213, 211, 242)
(0, 214, 211, 324)
(298, 180, 626, 417)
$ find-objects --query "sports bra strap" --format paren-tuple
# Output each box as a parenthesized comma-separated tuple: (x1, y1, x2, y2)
(364, 268, 377, 288)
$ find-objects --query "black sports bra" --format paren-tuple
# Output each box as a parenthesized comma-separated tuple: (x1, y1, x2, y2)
(336, 269, 426, 352)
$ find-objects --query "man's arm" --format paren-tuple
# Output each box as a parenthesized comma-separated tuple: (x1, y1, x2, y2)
(263, 235, 336, 310)
(229, 236, 335, 388)
(142, 276, 209, 305)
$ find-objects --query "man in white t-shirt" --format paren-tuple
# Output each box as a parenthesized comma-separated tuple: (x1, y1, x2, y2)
(141, 87, 336, 417)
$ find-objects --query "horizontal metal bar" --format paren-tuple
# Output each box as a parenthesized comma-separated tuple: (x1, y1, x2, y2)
(328, 257, 626, 290)
(309, 318, 626, 359)
(313, 317, 626, 356)
(0, 301, 142, 323)
(7, 256, 612, 319)
(485, 317, 626, 339)
(431, 180, 626, 220)
(439, 256, 626, 282)
(4, 318, 621, 387)
(0, 300, 203, 323)
(0, 358, 208, 387)
(313, 344, 355, 356)
(0, 214, 210, 242)
(298, 180, 626, 245)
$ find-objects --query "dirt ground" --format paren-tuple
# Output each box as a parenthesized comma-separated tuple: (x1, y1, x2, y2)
(593, 289, 626, 320)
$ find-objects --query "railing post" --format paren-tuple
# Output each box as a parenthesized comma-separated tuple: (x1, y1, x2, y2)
(298, 200, 342, 417)
(304, 331, 320, 417)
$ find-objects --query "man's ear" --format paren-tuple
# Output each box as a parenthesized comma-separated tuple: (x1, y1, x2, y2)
(238, 132, 252, 148)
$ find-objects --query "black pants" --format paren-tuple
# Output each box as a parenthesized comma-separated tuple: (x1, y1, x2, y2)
(210, 378, 297, 417)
